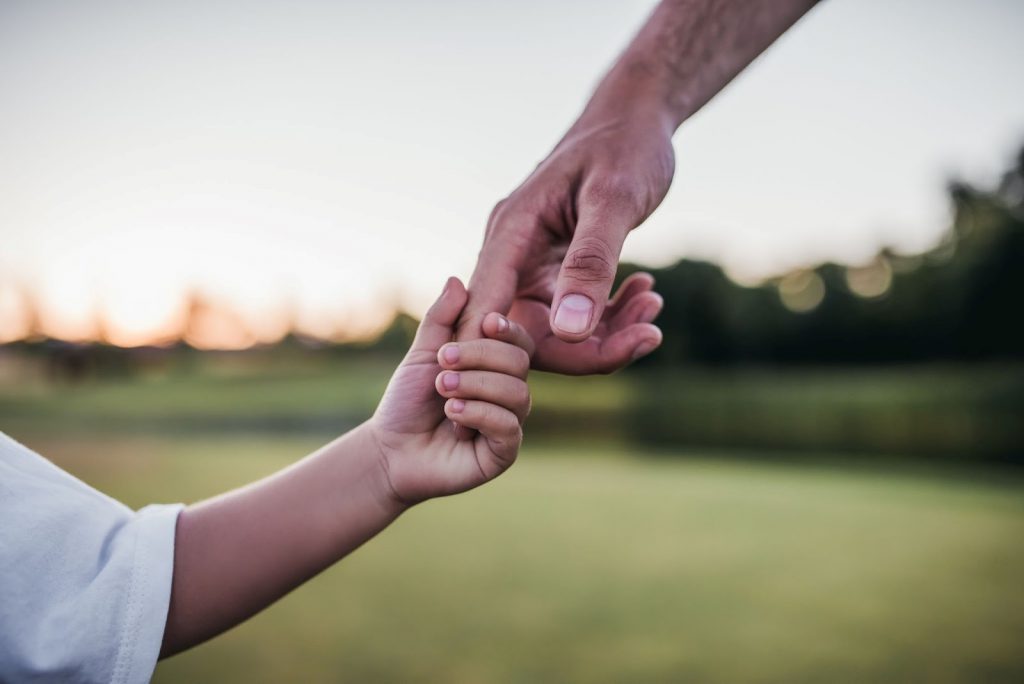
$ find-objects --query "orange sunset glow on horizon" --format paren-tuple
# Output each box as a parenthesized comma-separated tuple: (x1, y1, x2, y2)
(0, 278, 399, 350)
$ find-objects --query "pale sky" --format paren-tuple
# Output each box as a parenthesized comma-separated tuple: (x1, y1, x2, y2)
(1, 0, 1022, 346)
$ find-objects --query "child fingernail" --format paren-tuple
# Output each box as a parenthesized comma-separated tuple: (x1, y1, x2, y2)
(449, 398, 466, 413)
(497, 315, 509, 333)
(442, 371, 460, 390)
(442, 344, 459, 364)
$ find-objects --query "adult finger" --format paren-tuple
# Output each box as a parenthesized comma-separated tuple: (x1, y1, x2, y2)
(456, 205, 534, 343)
(550, 180, 640, 342)
(605, 272, 656, 318)
(452, 206, 533, 440)
(608, 290, 663, 330)
(533, 322, 663, 375)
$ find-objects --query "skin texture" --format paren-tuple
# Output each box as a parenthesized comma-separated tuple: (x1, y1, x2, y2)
(459, 0, 820, 375)
(160, 278, 532, 657)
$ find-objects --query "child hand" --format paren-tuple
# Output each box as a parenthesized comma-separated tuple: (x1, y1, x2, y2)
(368, 277, 534, 506)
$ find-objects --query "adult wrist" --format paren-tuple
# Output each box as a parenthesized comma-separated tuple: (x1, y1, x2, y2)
(582, 49, 690, 133)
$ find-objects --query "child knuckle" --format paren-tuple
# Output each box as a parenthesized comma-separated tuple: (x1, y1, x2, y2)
(464, 342, 484, 367)
(515, 348, 531, 375)
(515, 381, 530, 408)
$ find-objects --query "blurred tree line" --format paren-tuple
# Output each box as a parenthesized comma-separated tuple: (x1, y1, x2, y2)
(622, 148, 1024, 367)
(7, 149, 1022, 457)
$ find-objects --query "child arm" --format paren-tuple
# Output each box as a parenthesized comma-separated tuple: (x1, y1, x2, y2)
(160, 278, 531, 657)
(159, 424, 395, 657)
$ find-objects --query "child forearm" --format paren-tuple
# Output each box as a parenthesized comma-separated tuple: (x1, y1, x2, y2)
(158, 279, 532, 658)
(159, 423, 402, 658)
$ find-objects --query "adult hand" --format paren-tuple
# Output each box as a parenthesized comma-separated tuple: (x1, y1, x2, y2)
(459, 108, 674, 374)
(455, 0, 819, 375)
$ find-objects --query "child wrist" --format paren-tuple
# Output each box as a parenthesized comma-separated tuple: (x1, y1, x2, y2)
(357, 421, 416, 516)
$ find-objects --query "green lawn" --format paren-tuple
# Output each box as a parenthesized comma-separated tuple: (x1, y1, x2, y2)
(18, 433, 1024, 683)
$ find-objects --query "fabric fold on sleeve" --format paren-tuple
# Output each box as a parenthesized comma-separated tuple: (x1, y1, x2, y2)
(0, 432, 183, 684)
(111, 503, 183, 684)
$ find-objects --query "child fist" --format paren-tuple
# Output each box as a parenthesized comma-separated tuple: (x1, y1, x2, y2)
(368, 277, 533, 506)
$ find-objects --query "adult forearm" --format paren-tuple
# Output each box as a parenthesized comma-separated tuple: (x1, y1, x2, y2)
(581, 0, 819, 131)
(160, 424, 403, 657)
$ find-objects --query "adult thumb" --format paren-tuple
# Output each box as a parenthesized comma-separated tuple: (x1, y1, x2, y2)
(549, 197, 632, 342)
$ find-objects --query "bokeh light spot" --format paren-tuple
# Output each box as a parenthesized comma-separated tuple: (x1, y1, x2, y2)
(845, 257, 894, 299)
(778, 271, 826, 313)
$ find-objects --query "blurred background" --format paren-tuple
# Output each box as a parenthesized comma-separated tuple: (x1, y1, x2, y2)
(2, 0, 1023, 681)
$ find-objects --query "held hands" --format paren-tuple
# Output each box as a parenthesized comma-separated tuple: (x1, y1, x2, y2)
(458, 111, 673, 375)
(368, 277, 533, 506)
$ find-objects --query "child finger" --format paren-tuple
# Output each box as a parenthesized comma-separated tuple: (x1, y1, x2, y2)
(436, 340, 531, 379)
(481, 313, 535, 358)
(412, 277, 468, 353)
(444, 399, 522, 468)
(436, 370, 530, 421)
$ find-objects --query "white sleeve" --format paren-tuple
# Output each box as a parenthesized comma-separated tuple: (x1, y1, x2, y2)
(0, 432, 183, 684)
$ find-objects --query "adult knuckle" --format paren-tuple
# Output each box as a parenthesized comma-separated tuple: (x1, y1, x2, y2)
(483, 211, 539, 260)
(585, 173, 639, 209)
(486, 195, 531, 233)
(565, 237, 616, 283)
(487, 197, 509, 225)
(483, 200, 505, 237)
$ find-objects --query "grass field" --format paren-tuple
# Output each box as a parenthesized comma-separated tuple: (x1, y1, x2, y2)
(15, 432, 1024, 683)
(4, 354, 1023, 681)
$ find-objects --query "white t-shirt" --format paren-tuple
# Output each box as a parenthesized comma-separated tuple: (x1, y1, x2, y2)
(0, 432, 182, 684)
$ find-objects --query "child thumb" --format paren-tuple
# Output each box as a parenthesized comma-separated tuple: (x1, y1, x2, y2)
(411, 277, 468, 352)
